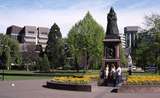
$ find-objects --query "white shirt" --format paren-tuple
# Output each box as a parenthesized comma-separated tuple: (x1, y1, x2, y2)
(116, 67, 122, 76)
(105, 67, 109, 77)
(111, 68, 116, 73)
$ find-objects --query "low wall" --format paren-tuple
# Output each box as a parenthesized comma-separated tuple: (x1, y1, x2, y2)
(46, 81, 91, 92)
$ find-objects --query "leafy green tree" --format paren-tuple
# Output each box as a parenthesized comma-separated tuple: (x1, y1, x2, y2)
(8, 37, 21, 65)
(67, 12, 105, 69)
(38, 53, 50, 72)
(133, 14, 160, 71)
(0, 34, 21, 70)
(145, 14, 160, 33)
(45, 23, 64, 68)
(120, 44, 127, 66)
(21, 44, 39, 71)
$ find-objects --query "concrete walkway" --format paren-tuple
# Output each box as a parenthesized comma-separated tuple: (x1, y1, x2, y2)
(0, 80, 160, 98)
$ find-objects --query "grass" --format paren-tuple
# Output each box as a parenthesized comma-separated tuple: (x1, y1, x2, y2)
(0, 70, 99, 81)
(0, 75, 51, 81)
(3, 70, 33, 74)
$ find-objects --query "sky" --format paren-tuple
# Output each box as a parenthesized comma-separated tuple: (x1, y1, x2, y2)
(0, 0, 160, 37)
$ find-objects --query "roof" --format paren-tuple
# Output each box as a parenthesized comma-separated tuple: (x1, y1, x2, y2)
(124, 26, 141, 32)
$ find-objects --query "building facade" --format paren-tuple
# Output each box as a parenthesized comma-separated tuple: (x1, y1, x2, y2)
(124, 26, 142, 53)
(37, 27, 49, 49)
(119, 33, 126, 48)
(6, 25, 49, 50)
(6, 25, 22, 41)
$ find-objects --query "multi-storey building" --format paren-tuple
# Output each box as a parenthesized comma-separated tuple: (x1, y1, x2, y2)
(119, 33, 126, 48)
(37, 27, 49, 49)
(6, 25, 49, 50)
(20, 26, 38, 44)
(124, 26, 142, 53)
(6, 25, 22, 41)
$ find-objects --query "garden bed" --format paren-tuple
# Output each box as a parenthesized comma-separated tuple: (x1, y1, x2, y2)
(118, 75, 160, 93)
(44, 75, 98, 92)
(46, 81, 91, 92)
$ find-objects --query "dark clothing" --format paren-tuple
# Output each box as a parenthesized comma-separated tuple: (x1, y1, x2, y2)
(116, 75, 122, 85)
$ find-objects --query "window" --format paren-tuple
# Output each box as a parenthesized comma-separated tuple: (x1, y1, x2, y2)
(41, 32, 47, 35)
(28, 31, 34, 34)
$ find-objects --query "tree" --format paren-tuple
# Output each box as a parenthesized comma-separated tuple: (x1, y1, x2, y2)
(8, 37, 21, 65)
(120, 44, 127, 66)
(133, 14, 160, 71)
(22, 44, 39, 71)
(45, 23, 64, 68)
(38, 53, 50, 72)
(67, 12, 105, 69)
(145, 14, 160, 33)
(0, 34, 21, 70)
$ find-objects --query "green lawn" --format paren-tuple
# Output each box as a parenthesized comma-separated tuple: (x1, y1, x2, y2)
(0, 75, 51, 81)
(0, 70, 99, 81)
(3, 70, 33, 74)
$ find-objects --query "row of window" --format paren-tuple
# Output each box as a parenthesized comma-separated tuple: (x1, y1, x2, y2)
(27, 31, 48, 35)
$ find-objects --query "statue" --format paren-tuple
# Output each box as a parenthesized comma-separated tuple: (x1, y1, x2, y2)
(98, 7, 121, 86)
(128, 54, 133, 75)
(128, 54, 133, 67)
(105, 7, 119, 38)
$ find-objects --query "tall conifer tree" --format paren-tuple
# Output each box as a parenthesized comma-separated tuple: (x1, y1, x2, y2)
(45, 23, 64, 68)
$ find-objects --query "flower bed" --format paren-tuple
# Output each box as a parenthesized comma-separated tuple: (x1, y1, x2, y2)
(127, 75, 160, 85)
(119, 75, 160, 93)
(45, 75, 98, 92)
(51, 75, 98, 84)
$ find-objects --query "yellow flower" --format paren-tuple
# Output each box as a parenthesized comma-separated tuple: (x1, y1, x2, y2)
(51, 74, 99, 84)
(127, 75, 160, 85)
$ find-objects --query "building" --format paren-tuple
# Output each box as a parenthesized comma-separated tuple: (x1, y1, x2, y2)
(124, 26, 142, 53)
(37, 27, 49, 49)
(6, 25, 22, 41)
(6, 25, 49, 50)
(20, 26, 38, 44)
(119, 33, 126, 48)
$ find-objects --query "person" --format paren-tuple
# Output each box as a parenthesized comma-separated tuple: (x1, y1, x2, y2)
(105, 65, 109, 79)
(116, 64, 122, 86)
(111, 64, 116, 87)
(128, 66, 132, 75)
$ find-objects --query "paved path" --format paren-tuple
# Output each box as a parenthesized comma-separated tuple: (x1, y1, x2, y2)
(0, 80, 160, 98)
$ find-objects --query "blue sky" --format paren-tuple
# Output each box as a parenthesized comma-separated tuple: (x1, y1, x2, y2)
(0, 0, 160, 37)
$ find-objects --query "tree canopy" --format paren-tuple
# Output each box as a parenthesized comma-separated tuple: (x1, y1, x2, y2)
(67, 12, 105, 69)
(45, 23, 64, 68)
(0, 34, 21, 69)
(133, 14, 160, 70)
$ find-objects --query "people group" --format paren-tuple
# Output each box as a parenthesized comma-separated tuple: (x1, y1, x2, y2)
(105, 64, 122, 87)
